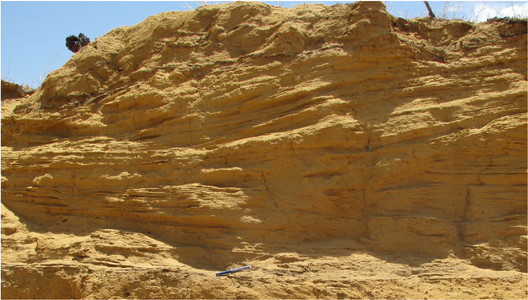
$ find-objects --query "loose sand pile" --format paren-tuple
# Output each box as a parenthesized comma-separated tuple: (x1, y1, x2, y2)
(2, 2, 527, 298)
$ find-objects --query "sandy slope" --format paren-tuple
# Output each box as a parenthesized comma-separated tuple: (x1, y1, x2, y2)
(1, 1, 527, 298)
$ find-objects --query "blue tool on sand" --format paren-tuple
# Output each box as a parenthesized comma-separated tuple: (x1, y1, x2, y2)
(216, 266, 251, 276)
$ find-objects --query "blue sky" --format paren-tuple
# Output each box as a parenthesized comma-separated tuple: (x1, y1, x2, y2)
(2, 1, 527, 88)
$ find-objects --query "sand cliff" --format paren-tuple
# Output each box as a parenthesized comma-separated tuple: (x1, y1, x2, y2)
(1, 2, 527, 298)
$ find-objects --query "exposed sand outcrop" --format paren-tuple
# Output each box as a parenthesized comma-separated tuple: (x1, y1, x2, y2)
(2, 2, 526, 298)
(1, 80, 27, 102)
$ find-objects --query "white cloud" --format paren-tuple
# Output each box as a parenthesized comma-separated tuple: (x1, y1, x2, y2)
(472, 1, 528, 22)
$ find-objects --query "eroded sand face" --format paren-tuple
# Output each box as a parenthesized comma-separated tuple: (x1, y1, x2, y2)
(2, 2, 526, 298)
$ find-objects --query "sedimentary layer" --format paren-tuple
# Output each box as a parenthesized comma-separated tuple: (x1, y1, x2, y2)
(2, 2, 526, 298)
